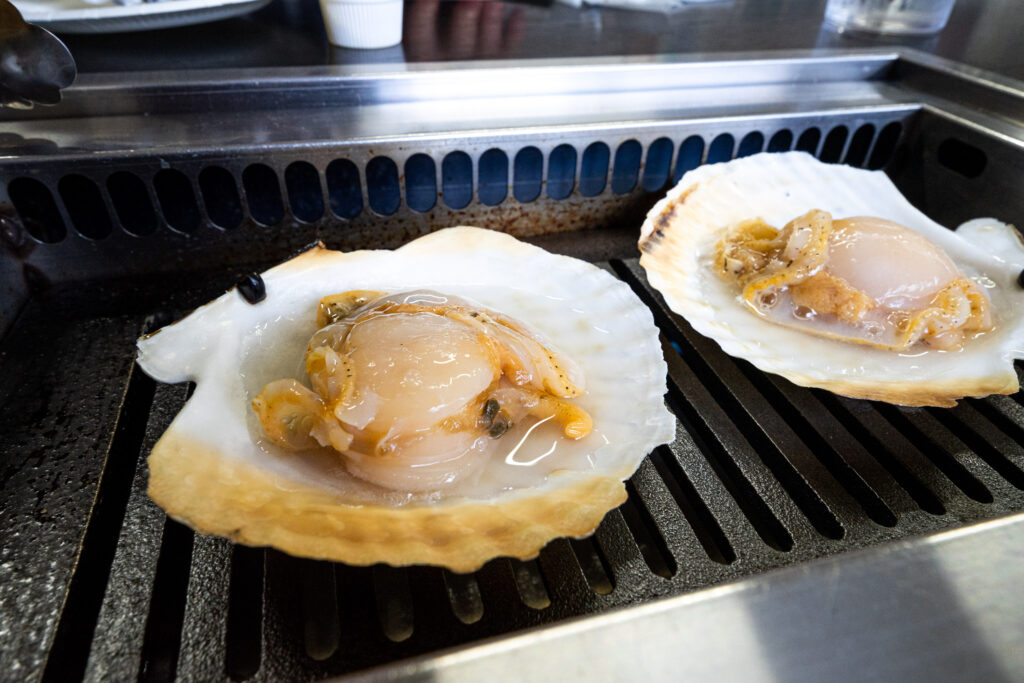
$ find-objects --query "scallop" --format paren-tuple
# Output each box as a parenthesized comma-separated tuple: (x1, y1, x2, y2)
(638, 152, 1024, 407)
(136, 227, 674, 571)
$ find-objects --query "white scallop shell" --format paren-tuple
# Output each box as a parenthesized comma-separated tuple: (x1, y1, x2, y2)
(137, 226, 674, 571)
(639, 152, 1024, 407)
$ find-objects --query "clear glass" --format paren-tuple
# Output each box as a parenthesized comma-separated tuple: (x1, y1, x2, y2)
(824, 0, 956, 35)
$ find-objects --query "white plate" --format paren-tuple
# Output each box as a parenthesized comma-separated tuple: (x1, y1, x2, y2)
(13, 0, 273, 33)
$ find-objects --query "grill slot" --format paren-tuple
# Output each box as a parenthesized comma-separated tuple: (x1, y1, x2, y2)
(655, 300, 852, 540)
(138, 518, 194, 682)
(569, 538, 616, 594)
(444, 569, 486, 623)
(3, 53, 1024, 681)
(943, 406, 1024, 491)
(42, 362, 156, 683)
(178, 535, 232, 680)
(877, 405, 996, 503)
(225, 545, 265, 680)
(817, 394, 948, 514)
(297, 560, 341, 661)
(662, 351, 796, 552)
(744, 368, 898, 528)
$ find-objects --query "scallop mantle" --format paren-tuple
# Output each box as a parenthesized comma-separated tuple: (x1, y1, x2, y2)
(137, 226, 674, 572)
(638, 151, 1024, 407)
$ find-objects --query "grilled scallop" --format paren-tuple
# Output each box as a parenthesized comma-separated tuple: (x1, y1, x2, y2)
(136, 227, 674, 571)
(639, 152, 1024, 407)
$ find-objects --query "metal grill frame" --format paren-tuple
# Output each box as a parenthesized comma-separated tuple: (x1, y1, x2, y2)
(2, 48, 1024, 682)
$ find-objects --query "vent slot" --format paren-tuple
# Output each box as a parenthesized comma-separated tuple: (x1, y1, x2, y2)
(737, 131, 765, 158)
(107, 172, 158, 237)
(868, 121, 903, 169)
(547, 144, 577, 200)
(844, 124, 876, 167)
(767, 129, 794, 152)
(199, 166, 243, 230)
(285, 161, 325, 222)
(641, 137, 673, 192)
(706, 133, 735, 164)
(9, 177, 66, 243)
(3, 113, 913, 263)
(442, 151, 473, 210)
(477, 148, 508, 206)
(820, 125, 849, 163)
(325, 159, 362, 220)
(58, 174, 112, 240)
(674, 135, 705, 181)
(154, 169, 200, 234)
(796, 127, 822, 155)
(937, 138, 987, 178)
(579, 142, 610, 197)
(405, 154, 437, 213)
(611, 140, 642, 195)
(242, 163, 285, 227)
(513, 146, 543, 203)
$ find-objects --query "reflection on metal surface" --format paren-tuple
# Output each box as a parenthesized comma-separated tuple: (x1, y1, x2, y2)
(348, 514, 1024, 682)
(50, 0, 1024, 83)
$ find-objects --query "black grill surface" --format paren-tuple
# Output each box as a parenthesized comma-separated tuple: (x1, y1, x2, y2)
(3, 248, 1024, 682)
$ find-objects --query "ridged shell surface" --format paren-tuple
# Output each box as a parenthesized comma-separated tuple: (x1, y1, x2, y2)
(639, 152, 1024, 406)
(136, 226, 674, 571)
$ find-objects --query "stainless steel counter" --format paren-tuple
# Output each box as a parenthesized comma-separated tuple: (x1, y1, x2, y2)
(57, 0, 1024, 82)
(349, 513, 1024, 682)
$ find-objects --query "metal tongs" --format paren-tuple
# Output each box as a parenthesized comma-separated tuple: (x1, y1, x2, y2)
(0, 0, 76, 108)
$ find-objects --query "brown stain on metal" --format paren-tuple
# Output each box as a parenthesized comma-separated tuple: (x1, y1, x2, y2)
(322, 189, 658, 251)
(1, 184, 664, 284)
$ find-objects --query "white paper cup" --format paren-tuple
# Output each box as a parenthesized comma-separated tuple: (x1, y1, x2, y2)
(320, 0, 403, 49)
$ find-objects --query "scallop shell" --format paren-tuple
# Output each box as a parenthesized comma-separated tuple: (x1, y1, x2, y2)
(137, 226, 674, 572)
(638, 152, 1024, 407)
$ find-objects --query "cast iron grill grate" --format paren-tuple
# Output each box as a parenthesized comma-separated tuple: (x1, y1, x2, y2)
(3, 254, 1024, 682)
(4, 53, 1024, 680)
